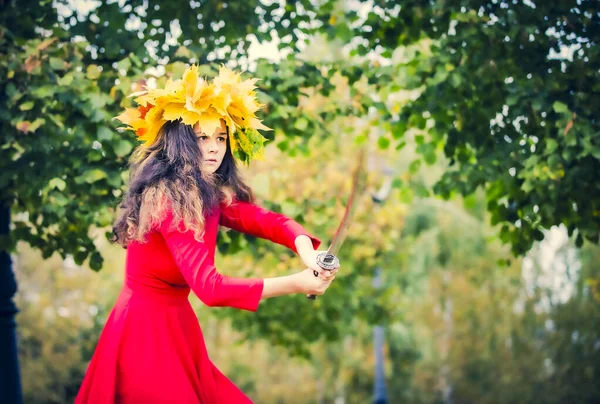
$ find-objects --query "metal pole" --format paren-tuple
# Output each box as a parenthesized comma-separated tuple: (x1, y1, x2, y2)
(372, 168, 394, 404)
(0, 202, 22, 404)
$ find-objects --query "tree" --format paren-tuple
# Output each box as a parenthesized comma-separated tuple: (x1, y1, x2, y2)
(331, 0, 600, 253)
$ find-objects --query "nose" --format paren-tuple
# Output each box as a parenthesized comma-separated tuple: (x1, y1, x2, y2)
(207, 138, 218, 153)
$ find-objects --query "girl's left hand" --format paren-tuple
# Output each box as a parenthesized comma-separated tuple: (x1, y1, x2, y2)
(299, 249, 338, 281)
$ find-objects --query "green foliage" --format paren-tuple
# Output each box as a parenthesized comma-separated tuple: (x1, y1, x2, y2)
(349, 0, 600, 254)
(4, 0, 598, 268)
(0, 28, 146, 269)
(63, 0, 328, 62)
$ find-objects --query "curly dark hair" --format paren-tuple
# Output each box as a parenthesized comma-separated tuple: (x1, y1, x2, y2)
(112, 120, 254, 246)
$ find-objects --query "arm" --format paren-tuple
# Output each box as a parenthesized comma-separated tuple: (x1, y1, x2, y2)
(159, 210, 332, 307)
(294, 234, 318, 257)
(261, 274, 299, 299)
(263, 269, 333, 299)
(159, 210, 264, 311)
(219, 200, 321, 253)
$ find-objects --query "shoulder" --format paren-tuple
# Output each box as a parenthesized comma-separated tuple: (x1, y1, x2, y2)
(155, 206, 180, 235)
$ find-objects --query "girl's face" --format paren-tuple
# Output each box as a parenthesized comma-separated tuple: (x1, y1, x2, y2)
(194, 121, 228, 174)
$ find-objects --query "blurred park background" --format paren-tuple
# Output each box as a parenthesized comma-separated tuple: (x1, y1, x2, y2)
(1, 0, 599, 403)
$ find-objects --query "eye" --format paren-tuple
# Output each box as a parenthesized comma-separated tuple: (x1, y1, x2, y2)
(198, 135, 208, 141)
(218, 136, 227, 142)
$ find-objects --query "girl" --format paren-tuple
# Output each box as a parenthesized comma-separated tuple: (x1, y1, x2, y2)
(76, 66, 337, 403)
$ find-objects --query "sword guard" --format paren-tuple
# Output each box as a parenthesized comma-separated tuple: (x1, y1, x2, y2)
(316, 252, 340, 271)
(307, 253, 340, 300)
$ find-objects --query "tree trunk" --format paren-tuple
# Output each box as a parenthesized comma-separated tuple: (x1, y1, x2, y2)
(0, 203, 22, 403)
(373, 266, 388, 404)
(440, 270, 453, 404)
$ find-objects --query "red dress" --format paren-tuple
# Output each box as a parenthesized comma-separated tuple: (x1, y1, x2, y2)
(76, 201, 320, 403)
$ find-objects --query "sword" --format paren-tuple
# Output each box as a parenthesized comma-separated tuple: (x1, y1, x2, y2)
(308, 148, 366, 300)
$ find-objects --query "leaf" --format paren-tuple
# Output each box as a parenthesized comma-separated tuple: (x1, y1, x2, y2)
(424, 148, 437, 165)
(89, 251, 104, 271)
(15, 121, 31, 133)
(29, 119, 45, 132)
(57, 74, 74, 86)
(97, 126, 113, 141)
(113, 139, 133, 157)
(19, 101, 35, 111)
(48, 178, 66, 191)
(52, 192, 69, 207)
(391, 122, 406, 139)
(107, 172, 122, 188)
(80, 169, 107, 184)
(335, 23, 354, 42)
(46, 113, 64, 129)
(395, 141, 406, 150)
(355, 134, 368, 145)
(399, 187, 414, 204)
(174, 46, 193, 59)
(116, 57, 132, 72)
(88, 93, 111, 109)
(50, 57, 67, 71)
(506, 94, 519, 106)
(86, 64, 102, 80)
(409, 159, 421, 174)
(414, 183, 430, 198)
(36, 37, 57, 51)
(276, 139, 289, 152)
(377, 136, 390, 149)
(552, 101, 569, 114)
(294, 118, 308, 131)
(545, 138, 558, 154)
(31, 86, 54, 98)
(15, 119, 45, 133)
(73, 249, 88, 265)
(23, 55, 41, 73)
(563, 114, 575, 136)
(521, 179, 535, 193)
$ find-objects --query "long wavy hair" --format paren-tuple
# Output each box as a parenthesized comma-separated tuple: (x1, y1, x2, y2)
(112, 120, 254, 247)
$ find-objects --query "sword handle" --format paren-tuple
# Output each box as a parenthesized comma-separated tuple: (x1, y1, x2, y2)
(307, 252, 340, 300)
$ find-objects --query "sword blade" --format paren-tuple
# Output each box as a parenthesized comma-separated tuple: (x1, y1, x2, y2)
(325, 148, 366, 259)
(308, 149, 367, 299)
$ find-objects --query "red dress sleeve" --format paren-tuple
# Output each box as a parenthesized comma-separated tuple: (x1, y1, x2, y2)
(158, 209, 264, 311)
(219, 200, 321, 253)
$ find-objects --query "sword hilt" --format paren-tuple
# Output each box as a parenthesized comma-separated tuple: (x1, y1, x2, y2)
(307, 252, 340, 300)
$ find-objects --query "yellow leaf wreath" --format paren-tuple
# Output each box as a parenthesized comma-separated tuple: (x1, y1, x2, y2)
(114, 65, 271, 163)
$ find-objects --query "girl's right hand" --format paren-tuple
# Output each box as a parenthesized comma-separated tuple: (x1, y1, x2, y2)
(294, 268, 335, 296)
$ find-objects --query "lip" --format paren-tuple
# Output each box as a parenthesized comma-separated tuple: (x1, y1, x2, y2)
(205, 159, 218, 163)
